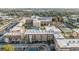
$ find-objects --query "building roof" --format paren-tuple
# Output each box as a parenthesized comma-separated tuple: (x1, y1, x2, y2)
(60, 28, 73, 33)
(4, 32, 21, 36)
(10, 23, 22, 32)
(25, 29, 54, 34)
(54, 33, 64, 39)
(73, 29, 79, 33)
(0, 16, 13, 19)
(57, 39, 79, 48)
(38, 17, 52, 20)
(58, 24, 66, 28)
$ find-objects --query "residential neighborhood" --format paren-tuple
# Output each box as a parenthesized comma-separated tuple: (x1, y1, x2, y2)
(0, 8, 79, 51)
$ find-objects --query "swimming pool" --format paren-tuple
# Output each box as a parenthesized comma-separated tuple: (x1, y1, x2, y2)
(32, 28, 40, 33)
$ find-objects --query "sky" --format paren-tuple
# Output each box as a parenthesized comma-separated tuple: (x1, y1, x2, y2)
(0, 0, 79, 8)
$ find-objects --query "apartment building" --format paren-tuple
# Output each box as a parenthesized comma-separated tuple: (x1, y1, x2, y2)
(3, 16, 79, 51)
(3, 17, 54, 43)
(54, 28, 79, 51)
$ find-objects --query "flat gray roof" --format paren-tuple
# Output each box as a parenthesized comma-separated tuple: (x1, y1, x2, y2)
(56, 39, 79, 48)
(60, 28, 73, 33)
(38, 17, 52, 20)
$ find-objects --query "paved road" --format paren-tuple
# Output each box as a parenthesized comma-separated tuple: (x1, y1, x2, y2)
(64, 22, 75, 29)
(0, 21, 19, 40)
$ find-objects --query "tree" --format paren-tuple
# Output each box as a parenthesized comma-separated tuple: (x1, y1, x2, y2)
(77, 18, 79, 22)
(22, 23, 28, 29)
(2, 44, 14, 51)
(40, 25, 45, 30)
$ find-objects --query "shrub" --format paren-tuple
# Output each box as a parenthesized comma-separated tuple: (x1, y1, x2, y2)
(2, 44, 14, 51)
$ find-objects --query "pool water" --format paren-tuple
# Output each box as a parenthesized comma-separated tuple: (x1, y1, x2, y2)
(28, 48, 38, 51)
